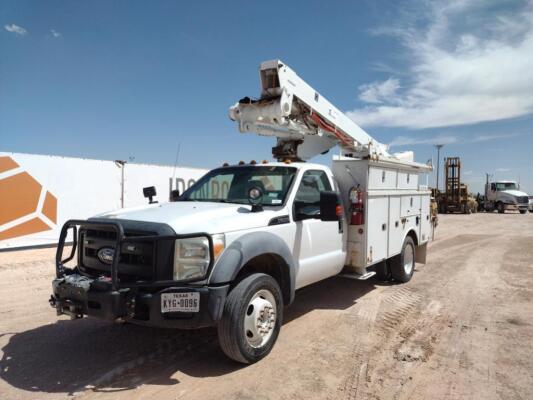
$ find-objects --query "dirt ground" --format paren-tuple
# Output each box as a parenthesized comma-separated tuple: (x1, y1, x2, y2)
(1, 213, 533, 400)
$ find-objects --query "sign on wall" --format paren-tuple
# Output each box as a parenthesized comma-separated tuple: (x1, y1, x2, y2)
(0, 152, 207, 250)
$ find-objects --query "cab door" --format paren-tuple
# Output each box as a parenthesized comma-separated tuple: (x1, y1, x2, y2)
(292, 170, 345, 289)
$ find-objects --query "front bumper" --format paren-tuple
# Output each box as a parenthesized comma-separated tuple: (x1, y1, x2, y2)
(503, 203, 528, 211)
(50, 274, 229, 329)
(52, 219, 226, 329)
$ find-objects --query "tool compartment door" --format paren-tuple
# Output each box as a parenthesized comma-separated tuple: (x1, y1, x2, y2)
(400, 195, 421, 217)
(388, 196, 403, 257)
(366, 196, 389, 265)
(420, 195, 431, 243)
(398, 172, 418, 190)
(368, 167, 397, 190)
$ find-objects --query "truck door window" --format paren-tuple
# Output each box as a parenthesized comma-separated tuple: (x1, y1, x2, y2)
(294, 170, 332, 216)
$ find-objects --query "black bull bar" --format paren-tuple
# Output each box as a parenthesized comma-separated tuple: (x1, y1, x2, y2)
(56, 219, 214, 290)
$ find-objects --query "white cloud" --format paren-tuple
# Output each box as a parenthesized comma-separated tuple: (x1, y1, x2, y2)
(50, 29, 61, 38)
(471, 132, 522, 142)
(495, 167, 511, 172)
(389, 134, 457, 146)
(4, 24, 27, 36)
(389, 131, 523, 147)
(348, 1, 533, 129)
(358, 78, 400, 104)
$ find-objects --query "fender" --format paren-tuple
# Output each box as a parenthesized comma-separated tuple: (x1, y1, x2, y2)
(208, 231, 297, 304)
(404, 227, 419, 246)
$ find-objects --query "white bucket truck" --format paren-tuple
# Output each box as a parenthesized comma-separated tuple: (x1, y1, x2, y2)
(50, 61, 432, 363)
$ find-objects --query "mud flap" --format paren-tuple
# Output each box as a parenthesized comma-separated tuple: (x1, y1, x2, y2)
(415, 242, 427, 264)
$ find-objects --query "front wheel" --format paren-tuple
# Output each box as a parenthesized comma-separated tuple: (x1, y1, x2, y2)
(497, 202, 505, 214)
(520, 209, 527, 214)
(218, 273, 283, 364)
(390, 236, 416, 283)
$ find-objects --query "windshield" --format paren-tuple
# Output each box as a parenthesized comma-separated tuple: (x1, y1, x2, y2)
(495, 182, 518, 191)
(180, 166, 297, 205)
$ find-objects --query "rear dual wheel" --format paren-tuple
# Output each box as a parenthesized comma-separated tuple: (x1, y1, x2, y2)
(390, 236, 416, 283)
(374, 236, 416, 283)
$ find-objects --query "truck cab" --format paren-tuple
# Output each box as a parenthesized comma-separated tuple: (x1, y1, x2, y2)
(485, 180, 529, 214)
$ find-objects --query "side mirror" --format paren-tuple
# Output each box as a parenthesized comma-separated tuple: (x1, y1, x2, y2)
(169, 189, 180, 202)
(143, 186, 158, 204)
(248, 186, 264, 212)
(320, 191, 341, 222)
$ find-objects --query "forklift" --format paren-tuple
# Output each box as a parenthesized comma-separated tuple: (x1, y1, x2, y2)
(437, 157, 474, 214)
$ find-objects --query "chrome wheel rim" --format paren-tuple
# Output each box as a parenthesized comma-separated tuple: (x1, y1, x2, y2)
(403, 243, 414, 275)
(243, 289, 277, 348)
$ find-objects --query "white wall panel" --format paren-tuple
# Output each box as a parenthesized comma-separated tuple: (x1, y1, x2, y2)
(0, 152, 207, 249)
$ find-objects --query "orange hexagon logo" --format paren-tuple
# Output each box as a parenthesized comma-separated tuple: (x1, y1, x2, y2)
(0, 156, 57, 241)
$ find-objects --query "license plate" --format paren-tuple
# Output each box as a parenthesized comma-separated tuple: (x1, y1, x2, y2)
(161, 292, 200, 313)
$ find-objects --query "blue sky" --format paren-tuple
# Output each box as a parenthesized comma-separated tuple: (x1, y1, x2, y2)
(1, 0, 532, 193)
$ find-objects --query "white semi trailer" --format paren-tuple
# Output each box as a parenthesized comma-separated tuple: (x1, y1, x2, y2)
(50, 60, 432, 363)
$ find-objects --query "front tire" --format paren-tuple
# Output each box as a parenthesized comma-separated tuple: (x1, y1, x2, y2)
(390, 236, 416, 283)
(218, 273, 283, 364)
(520, 209, 527, 214)
(497, 202, 505, 214)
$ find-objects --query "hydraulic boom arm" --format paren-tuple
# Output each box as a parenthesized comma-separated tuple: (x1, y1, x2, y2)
(229, 60, 389, 161)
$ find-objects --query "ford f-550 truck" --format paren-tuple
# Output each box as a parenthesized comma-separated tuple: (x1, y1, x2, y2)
(50, 61, 432, 363)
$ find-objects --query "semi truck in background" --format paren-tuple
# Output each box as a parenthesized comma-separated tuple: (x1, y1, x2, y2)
(49, 60, 432, 363)
(484, 177, 529, 214)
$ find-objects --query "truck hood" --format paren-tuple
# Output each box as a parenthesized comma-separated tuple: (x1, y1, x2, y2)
(95, 201, 283, 234)
(501, 190, 528, 197)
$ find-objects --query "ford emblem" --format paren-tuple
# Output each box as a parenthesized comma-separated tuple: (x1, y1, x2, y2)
(97, 247, 115, 265)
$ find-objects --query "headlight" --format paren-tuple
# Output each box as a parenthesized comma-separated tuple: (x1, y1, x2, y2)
(173, 234, 225, 280)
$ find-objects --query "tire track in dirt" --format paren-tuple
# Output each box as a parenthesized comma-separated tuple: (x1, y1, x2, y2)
(388, 234, 506, 399)
(339, 231, 500, 400)
(337, 286, 423, 400)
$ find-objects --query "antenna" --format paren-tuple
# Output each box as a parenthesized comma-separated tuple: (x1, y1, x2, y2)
(172, 143, 182, 186)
